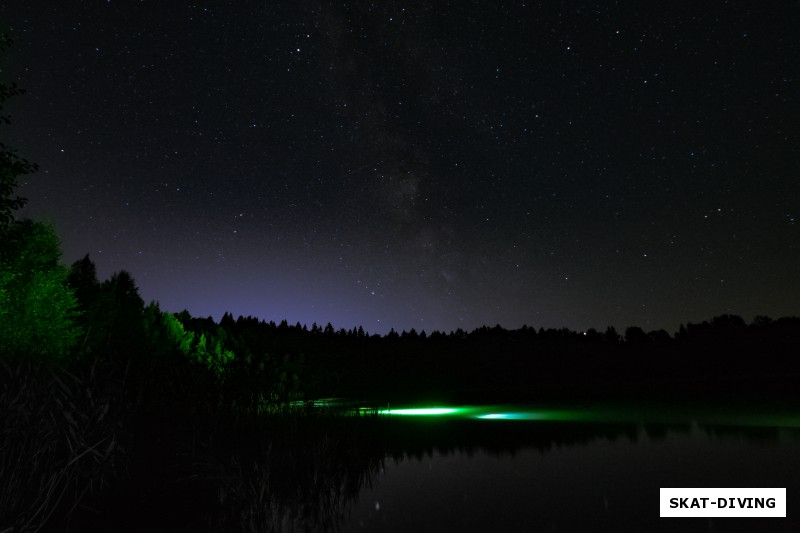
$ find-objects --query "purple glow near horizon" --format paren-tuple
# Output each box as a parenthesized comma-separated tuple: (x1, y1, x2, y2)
(5, 1, 799, 333)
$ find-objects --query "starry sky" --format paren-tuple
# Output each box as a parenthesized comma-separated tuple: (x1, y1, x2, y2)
(3, 1, 798, 334)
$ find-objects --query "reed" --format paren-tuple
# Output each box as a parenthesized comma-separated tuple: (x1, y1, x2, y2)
(0, 357, 125, 532)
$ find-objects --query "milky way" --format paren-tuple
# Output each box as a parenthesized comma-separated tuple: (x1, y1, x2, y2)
(4, 1, 799, 333)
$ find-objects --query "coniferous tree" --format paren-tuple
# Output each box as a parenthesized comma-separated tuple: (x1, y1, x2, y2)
(97, 270, 145, 355)
(74, 270, 147, 356)
(67, 254, 101, 311)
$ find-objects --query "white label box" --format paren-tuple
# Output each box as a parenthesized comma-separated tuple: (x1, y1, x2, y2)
(660, 488, 786, 518)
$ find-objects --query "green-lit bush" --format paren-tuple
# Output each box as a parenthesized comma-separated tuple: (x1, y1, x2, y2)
(0, 220, 81, 358)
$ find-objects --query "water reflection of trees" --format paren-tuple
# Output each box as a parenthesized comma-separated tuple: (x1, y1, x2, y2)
(186, 417, 797, 531)
(202, 415, 386, 532)
(110, 414, 388, 532)
(68, 415, 799, 532)
(373, 418, 798, 462)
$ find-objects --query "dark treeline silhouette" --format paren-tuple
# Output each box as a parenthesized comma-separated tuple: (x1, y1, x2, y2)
(5, 226, 800, 408)
(172, 301, 800, 403)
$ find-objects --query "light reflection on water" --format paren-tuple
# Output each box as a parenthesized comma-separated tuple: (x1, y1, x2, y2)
(343, 423, 800, 532)
(84, 402, 800, 532)
(367, 402, 800, 428)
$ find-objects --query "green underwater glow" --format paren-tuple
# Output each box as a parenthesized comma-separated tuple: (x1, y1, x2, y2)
(370, 405, 592, 420)
(375, 406, 578, 420)
(379, 407, 460, 416)
(478, 412, 543, 420)
(474, 408, 587, 421)
(296, 401, 800, 428)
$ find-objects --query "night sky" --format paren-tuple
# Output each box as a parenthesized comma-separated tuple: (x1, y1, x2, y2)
(3, 1, 798, 334)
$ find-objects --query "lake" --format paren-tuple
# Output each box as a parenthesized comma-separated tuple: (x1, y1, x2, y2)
(73, 402, 800, 532)
(338, 404, 800, 532)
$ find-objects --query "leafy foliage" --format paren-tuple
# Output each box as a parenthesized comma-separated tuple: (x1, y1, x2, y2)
(161, 311, 234, 377)
(0, 34, 36, 231)
(0, 220, 81, 357)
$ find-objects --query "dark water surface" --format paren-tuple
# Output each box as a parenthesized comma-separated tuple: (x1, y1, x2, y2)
(74, 403, 800, 532)
(344, 420, 800, 532)
(326, 402, 800, 532)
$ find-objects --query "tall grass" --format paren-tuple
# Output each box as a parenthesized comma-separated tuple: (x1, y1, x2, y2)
(0, 357, 126, 532)
(177, 411, 386, 532)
